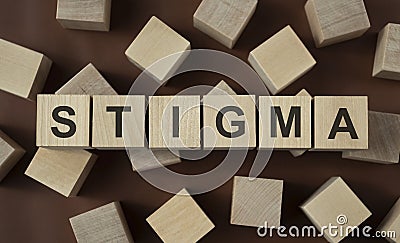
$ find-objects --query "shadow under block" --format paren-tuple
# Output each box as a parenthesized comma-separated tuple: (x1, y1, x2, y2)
(379, 198, 400, 243)
(56, 63, 117, 96)
(207, 80, 236, 96)
(372, 23, 400, 81)
(193, 0, 257, 49)
(149, 96, 201, 149)
(314, 96, 368, 150)
(125, 16, 190, 82)
(0, 39, 52, 101)
(248, 26, 316, 95)
(231, 176, 283, 228)
(146, 189, 214, 242)
(304, 0, 370, 48)
(70, 201, 133, 243)
(343, 111, 400, 164)
(0, 130, 25, 182)
(131, 149, 181, 172)
(301, 177, 371, 243)
(56, 0, 112, 31)
(25, 148, 97, 197)
(92, 95, 145, 149)
(37, 95, 91, 148)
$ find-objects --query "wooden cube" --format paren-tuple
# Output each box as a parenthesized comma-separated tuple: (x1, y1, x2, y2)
(314, 96, 368, 150)
(248, 26, 316, 95)
(231, 176, 283, 227)
(36, 95, 91, 148)
(343, 111, 400, 164)
(25, 148, 97, 197)
(0, 130, 25, 182)
(146, 189, 214, 242)
(379, 198, 400, 243)
(373, 23, 400, 81)
(92, 95, 145, 149)
(131, 149, 181, 172)
(0, 39, 52, 101)
(304, 0, 370, 48)
(207, 80, 236, 96)
(149, 96, 200, 149)
(56, 0, 112, 31)
(56, 63, 117, 96)
(125, 16, 190, 81)
(70, 201, 133, 242)
(193, 0, 257, 48)
(301, 177, 371, 243)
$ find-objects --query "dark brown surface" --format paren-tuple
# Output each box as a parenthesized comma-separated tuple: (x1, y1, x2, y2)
(0, 0, 400, 242)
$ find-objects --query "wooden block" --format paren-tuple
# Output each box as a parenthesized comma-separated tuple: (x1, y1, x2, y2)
(0, 39, 52, 101)
(343, 111, 400, 164)
(248, 26, 316, 95)
(92, 95, 145, 149)
(25, 148, 97, 197)
(149, 96, 200, 149)
(207, 80, 236, 96)
(131, 149, 181, 172)
(314, 96, 368, 150)
(56, 63, 117, 96)
(125, 16, 190, 81)
(379, 198, 400, 243)
(70, 201, 133, 242)
(231, 176, 283, 227)
(203, 95, 256, 149)
(193, 0, 257, 48)
(373, 23, 400, 81)
(304, 0, 370, 48)
(146, 188, 214, 242)
(56, 0, 112, 31)
(0, 130, 25, 182)
(37, 95, 91, 148)
(301, 177, 371, 243)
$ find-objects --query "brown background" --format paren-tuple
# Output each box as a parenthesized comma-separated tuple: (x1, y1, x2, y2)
(0, 0, 400, 242)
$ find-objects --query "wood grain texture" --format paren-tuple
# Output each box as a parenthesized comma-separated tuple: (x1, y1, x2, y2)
(379, 198, 400, 243)
(248, 26, 316, 95)
(0, 130, 25, 182)
(0, 38, 52, 101)
(25, 148, 97, 197)
(231, 176, 283, 228)
(70, 201, 133, 243)
(131, 149, 181, 172)
(207, 80, 236, 96)
(56, 0, 112, 31)
(304, 0, 370, 48)
(146, 188, 214, 242)
(193, 0, 257, 48)
(301, 177, 371, 243)
(342, 111, 400, 164)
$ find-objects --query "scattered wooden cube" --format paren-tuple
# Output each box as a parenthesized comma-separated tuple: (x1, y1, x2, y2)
(0, 130, 25, 182)
(70, 201, 133, 242)
(193, 0, 257, 48)
(248, 26, 316, 95)
(25, 148, 97, 197)
(0, 38, 52, 101)
(379, 198, 400, 243)
(56, 0, 112, 31)
(146, 189, 214, 242)
(231, 176, 283, 228)
(304, 0, 370, 48)
(125, 16, 190, 81)
(207, 80, 236, 96)
(131, 149, 181, 172)
(301, 177, 371, 243)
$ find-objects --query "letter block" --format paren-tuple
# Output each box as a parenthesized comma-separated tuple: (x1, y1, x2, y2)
(131, 149, 181, 172)
(379, 198, 400, 243)
(0, 130, 25, 182)
(207, 80, 236, 96)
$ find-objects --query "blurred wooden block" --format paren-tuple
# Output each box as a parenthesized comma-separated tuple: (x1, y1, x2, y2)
(231, 176, 283, 227)
(147, 189, 214, 242)
(343, 111, 400, 164)
(149, 96, 200, 149)
(0, 130, 25, 182)
(193, 0, 257, 48)
(301, 177, 371, 243)
(36, 95, 91, 148)
(56, 63, 117, 96)
(314, 96, 368, 150)
(25, 148, 97, 197)
(125, 16, 190, 81)
(304, 0, 370, 48)
(379, 198, 400, 243)
(248, 26, 316, 95)
(131, 149, 181, 172)
(207, 80, 236, 96)
(92, 95, 145, 149)
(56, 0, 112, 31)
(0, 39, 52, 101)
(70, 201, 133, 242)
